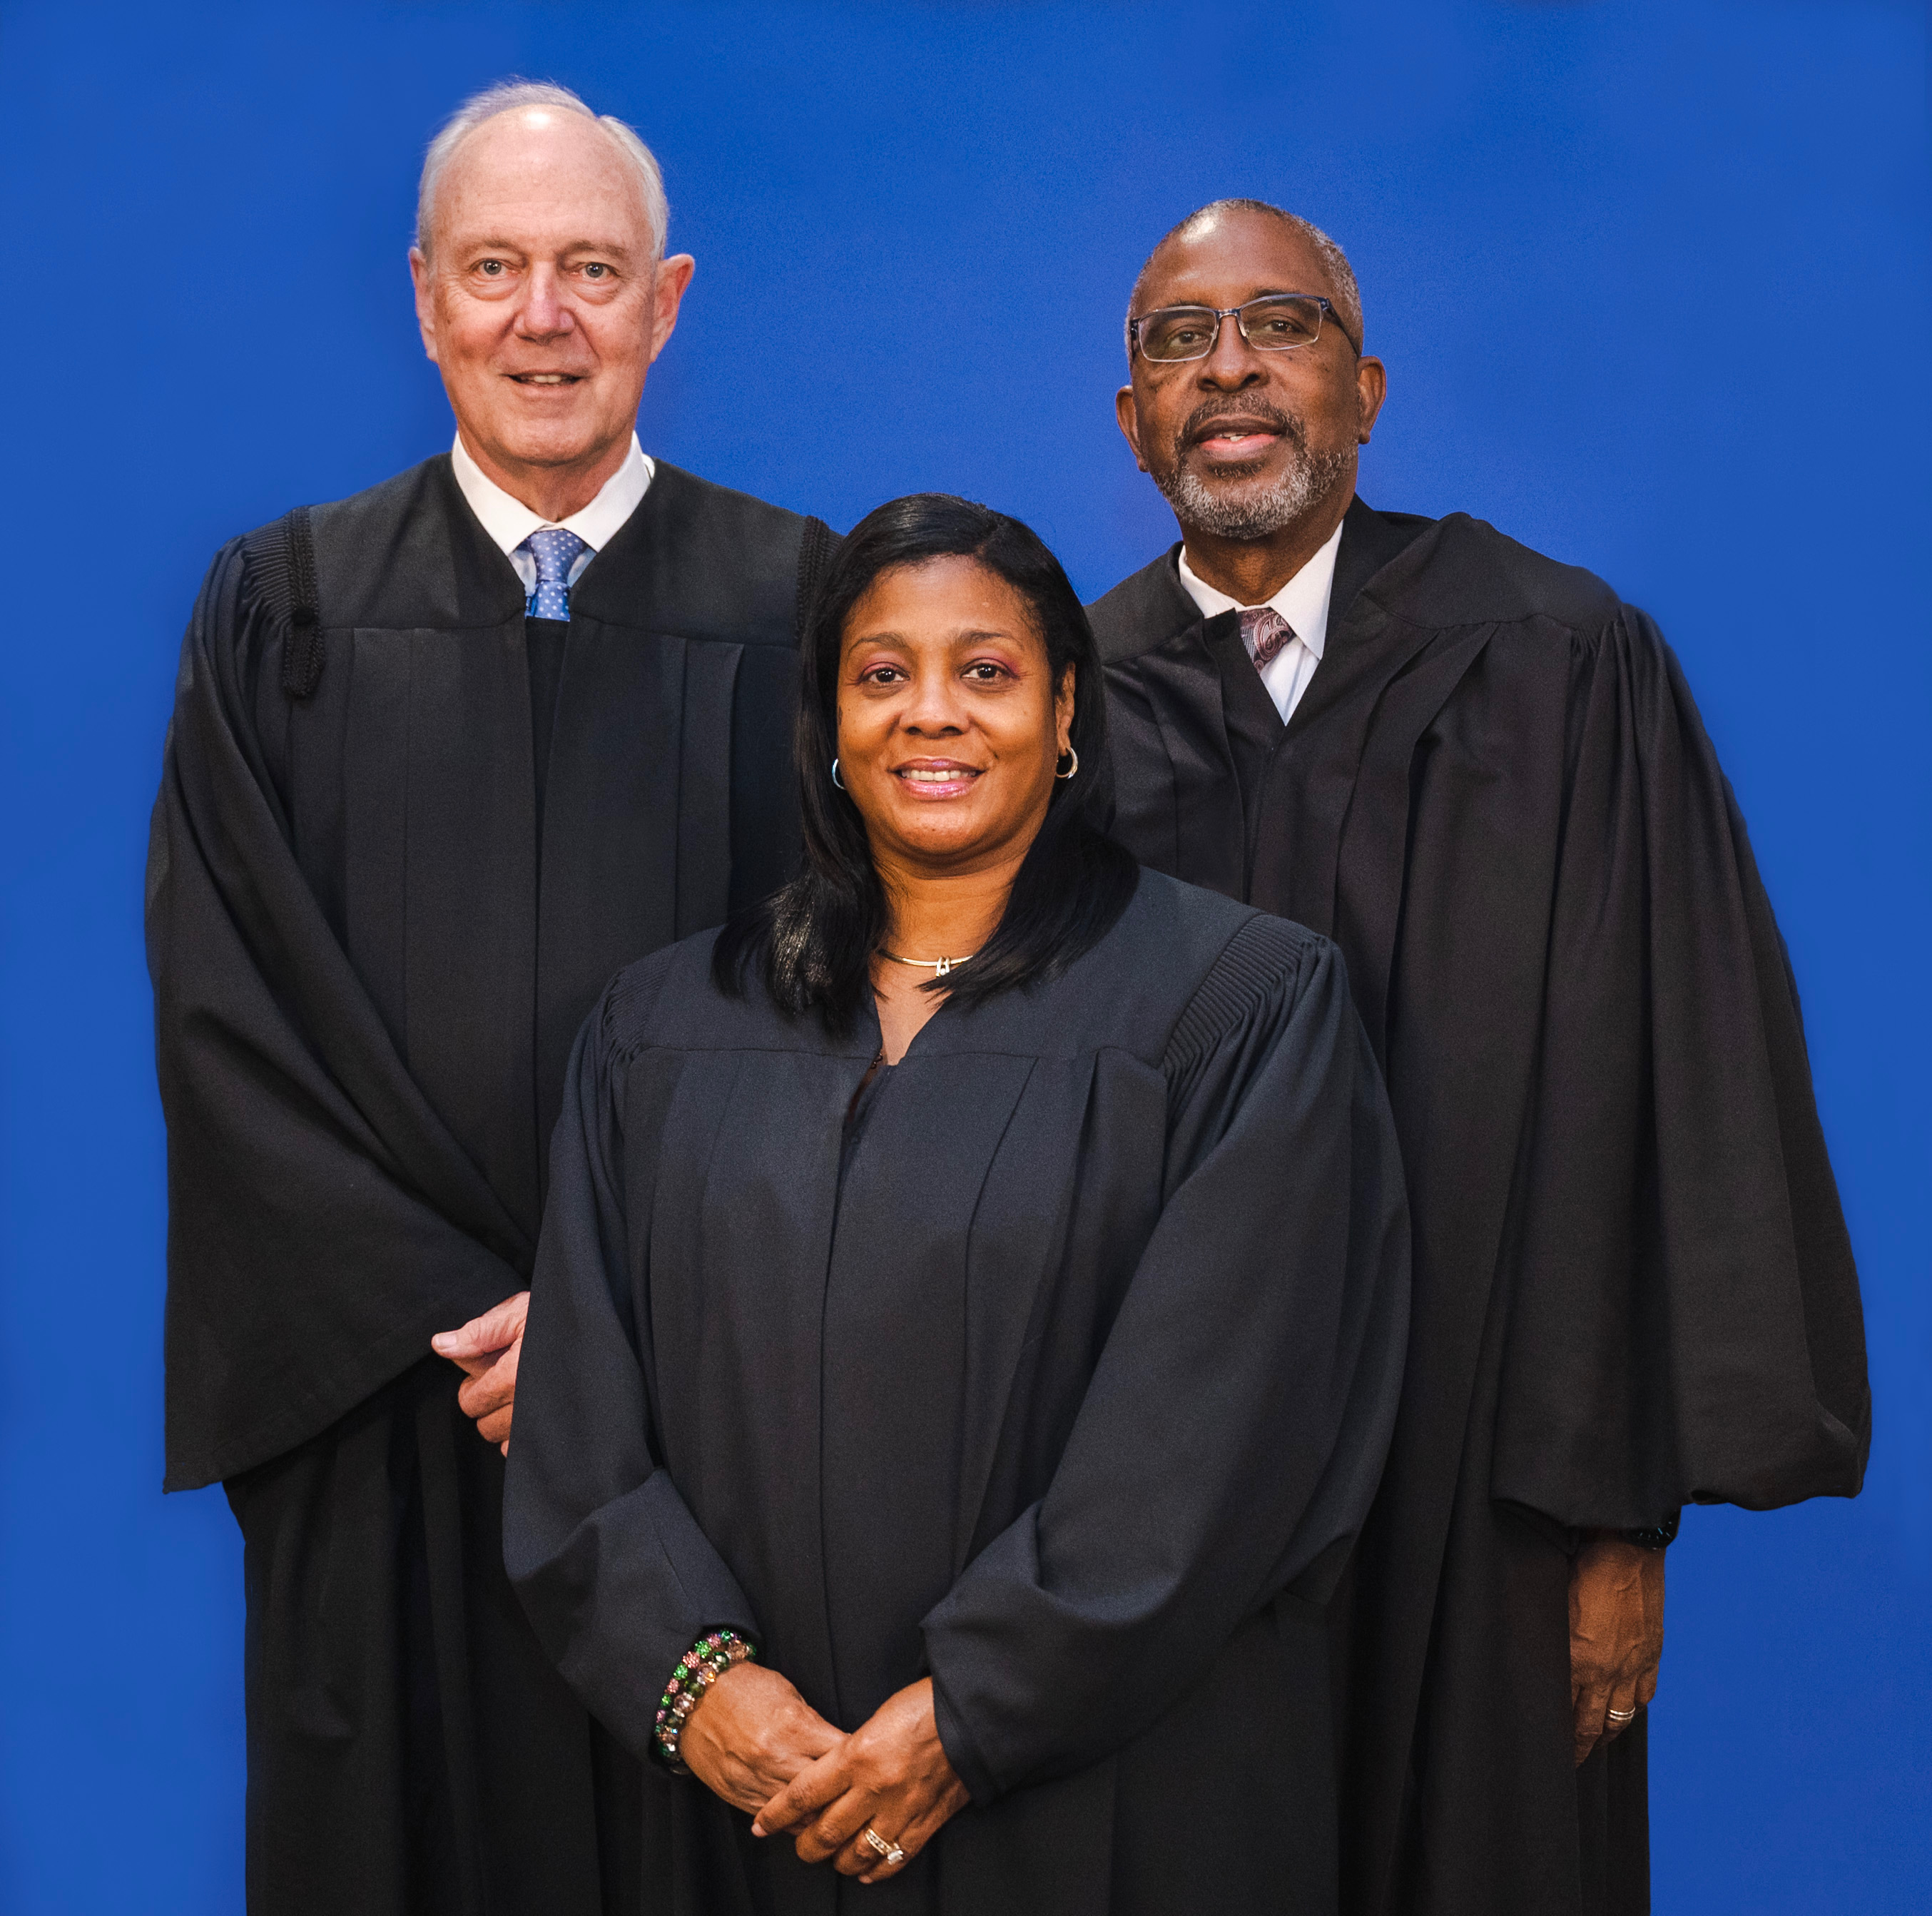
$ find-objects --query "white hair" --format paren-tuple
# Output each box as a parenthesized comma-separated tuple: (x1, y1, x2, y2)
(415, 78, 668, 260)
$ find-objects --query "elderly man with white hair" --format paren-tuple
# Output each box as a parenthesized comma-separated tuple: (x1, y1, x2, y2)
(147, 81, 833, 1915)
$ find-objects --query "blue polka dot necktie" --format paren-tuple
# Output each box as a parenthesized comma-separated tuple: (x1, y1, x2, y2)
(518, 527, 590, 620)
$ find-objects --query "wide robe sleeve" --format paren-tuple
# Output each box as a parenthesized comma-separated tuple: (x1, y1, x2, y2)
(147, 537, 529, 1489)
(1491, 609, 1870, 1527)
(501, 1006, 760, 1760)
(921, 920, 1410, 1804)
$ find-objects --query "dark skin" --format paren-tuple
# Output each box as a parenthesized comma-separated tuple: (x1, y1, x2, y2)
(1571, 1534, 1666, 1763)
(697, 558, 1073, 1880)
(1118, 206, 1663, 1760)
(1114, 205, 1386, 606)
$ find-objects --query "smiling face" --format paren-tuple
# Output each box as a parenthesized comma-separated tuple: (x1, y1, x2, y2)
(836, 556, 1074, 882)
(410, 106, 694, 512)
(1117, 206, 1385, 545)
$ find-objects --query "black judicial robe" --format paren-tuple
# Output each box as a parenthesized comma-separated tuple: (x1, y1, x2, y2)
(1089, 500, 1871, 1916)
(504, 871, 1411, 1916)
(146, 451, 820, 1915)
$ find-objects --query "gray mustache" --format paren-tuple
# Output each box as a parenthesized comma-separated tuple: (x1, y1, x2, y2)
(1174, 399, 1309, 462)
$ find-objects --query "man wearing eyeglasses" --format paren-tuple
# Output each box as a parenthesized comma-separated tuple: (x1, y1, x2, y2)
(1091, 198, 1869, 1916)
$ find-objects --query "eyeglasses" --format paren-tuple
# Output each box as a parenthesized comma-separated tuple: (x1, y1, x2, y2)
(1129, 293, 1355, 363)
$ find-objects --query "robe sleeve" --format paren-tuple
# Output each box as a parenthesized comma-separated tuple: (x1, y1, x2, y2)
(148, 537, 529, 1489)
(920, 919, 1410, 1802)
(1490, 609, 1870, 1529)
(501, 1008, 761, 1762)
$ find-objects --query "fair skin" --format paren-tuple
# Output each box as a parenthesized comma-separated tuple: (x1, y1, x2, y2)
(409, 104, 694, 522)
(424, 103, 694, 1424)
(1119, 206, 1665, 1759)
(698, 557, 1073, 1882)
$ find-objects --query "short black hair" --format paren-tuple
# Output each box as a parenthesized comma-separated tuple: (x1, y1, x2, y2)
(713, 493, 1138, 1030)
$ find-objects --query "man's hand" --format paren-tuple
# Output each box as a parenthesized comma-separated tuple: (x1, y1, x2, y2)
(753, 1678, 970, 1882)
(680, 1663, 846, 1814)
(1570, 1534, 1664, 1765)
(431, 1292, 528, 1452)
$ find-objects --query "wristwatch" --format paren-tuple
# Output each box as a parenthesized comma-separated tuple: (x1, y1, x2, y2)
(1620, 1510, 1680, 1551)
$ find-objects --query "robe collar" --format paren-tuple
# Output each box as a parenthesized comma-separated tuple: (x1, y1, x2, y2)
(1090, 495, 1438, 673)
(380, 453, 798, 641)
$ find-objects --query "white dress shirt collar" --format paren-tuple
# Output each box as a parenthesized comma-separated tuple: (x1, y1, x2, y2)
(449, 430, 655, 575)
(1174, 515, 1346, 724)
(1174, 512, 1346, 662)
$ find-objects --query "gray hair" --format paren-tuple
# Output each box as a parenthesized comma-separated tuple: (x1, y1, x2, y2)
(1126, 198, 1365, 358)
(415, 78, 668, 260)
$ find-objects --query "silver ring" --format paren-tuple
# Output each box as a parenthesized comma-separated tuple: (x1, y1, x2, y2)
(1606, 1707, 1637, 1723)
(862, 1826, 906, 1867)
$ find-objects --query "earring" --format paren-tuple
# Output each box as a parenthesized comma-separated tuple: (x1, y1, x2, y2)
(1054, 746, 1079, 781)
(831, 759, 845, 790)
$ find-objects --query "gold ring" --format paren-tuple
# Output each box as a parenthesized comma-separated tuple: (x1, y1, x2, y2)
(862, 1826, 907, 1867)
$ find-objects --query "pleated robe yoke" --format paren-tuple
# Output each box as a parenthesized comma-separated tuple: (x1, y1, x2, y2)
(312, 457, 751, 1233)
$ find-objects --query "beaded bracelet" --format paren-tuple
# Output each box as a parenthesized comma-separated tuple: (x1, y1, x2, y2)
(654, 1628, 757, 1772)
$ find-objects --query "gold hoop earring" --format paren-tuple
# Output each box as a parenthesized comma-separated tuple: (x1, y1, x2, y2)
(1054, 746, 1079, 781)
(831, 759, 845, 790)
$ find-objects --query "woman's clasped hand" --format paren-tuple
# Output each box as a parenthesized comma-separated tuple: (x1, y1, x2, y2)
(682, 1667, 970, 1882)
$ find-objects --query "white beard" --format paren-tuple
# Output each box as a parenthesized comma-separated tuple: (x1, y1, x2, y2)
(1157, 440, 1352, 540)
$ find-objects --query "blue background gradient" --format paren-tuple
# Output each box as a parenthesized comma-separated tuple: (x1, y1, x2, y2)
(0, 2, 1924, 1908)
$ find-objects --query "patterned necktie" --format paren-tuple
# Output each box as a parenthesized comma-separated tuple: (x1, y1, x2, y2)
(1239, 605, 1297, 671)
(519, 527, 590, 620)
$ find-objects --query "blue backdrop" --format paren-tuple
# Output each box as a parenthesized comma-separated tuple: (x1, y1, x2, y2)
(1, 2, 1924, 1909)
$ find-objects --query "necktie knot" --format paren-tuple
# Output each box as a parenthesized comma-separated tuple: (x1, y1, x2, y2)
(1239, 606, 1296, 670)
(520, 527, 590, 620)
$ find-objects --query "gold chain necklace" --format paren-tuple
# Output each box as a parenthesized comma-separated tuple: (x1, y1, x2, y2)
(877, 950, 977, 978)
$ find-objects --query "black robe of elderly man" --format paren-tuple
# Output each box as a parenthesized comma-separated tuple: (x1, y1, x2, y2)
(151, 468, 823, 1910)
(146, 81, 833, 1916)
(1089, 198, 1869, 1916)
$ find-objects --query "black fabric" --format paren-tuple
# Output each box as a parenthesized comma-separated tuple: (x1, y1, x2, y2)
(225, 1358, 610, 1916)
(1089, 497, 1871, 1916)
(151, 453, 812, 1487)
(504, 871, 1412, 1916)
(526, 615, 569, 844)
(148, 452, 816, 1915)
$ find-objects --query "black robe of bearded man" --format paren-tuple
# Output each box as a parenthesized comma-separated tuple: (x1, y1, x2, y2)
(1088, 496, 1870, 1916)
(146, 450, 827, 1916)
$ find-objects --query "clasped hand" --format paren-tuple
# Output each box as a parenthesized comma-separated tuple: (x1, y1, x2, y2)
(685, 1666, 969, 1882)
(432, 1291, 528, 1451)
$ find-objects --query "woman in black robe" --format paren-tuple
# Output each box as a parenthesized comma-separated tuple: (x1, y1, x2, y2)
(504, 495, 1410, 1915)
